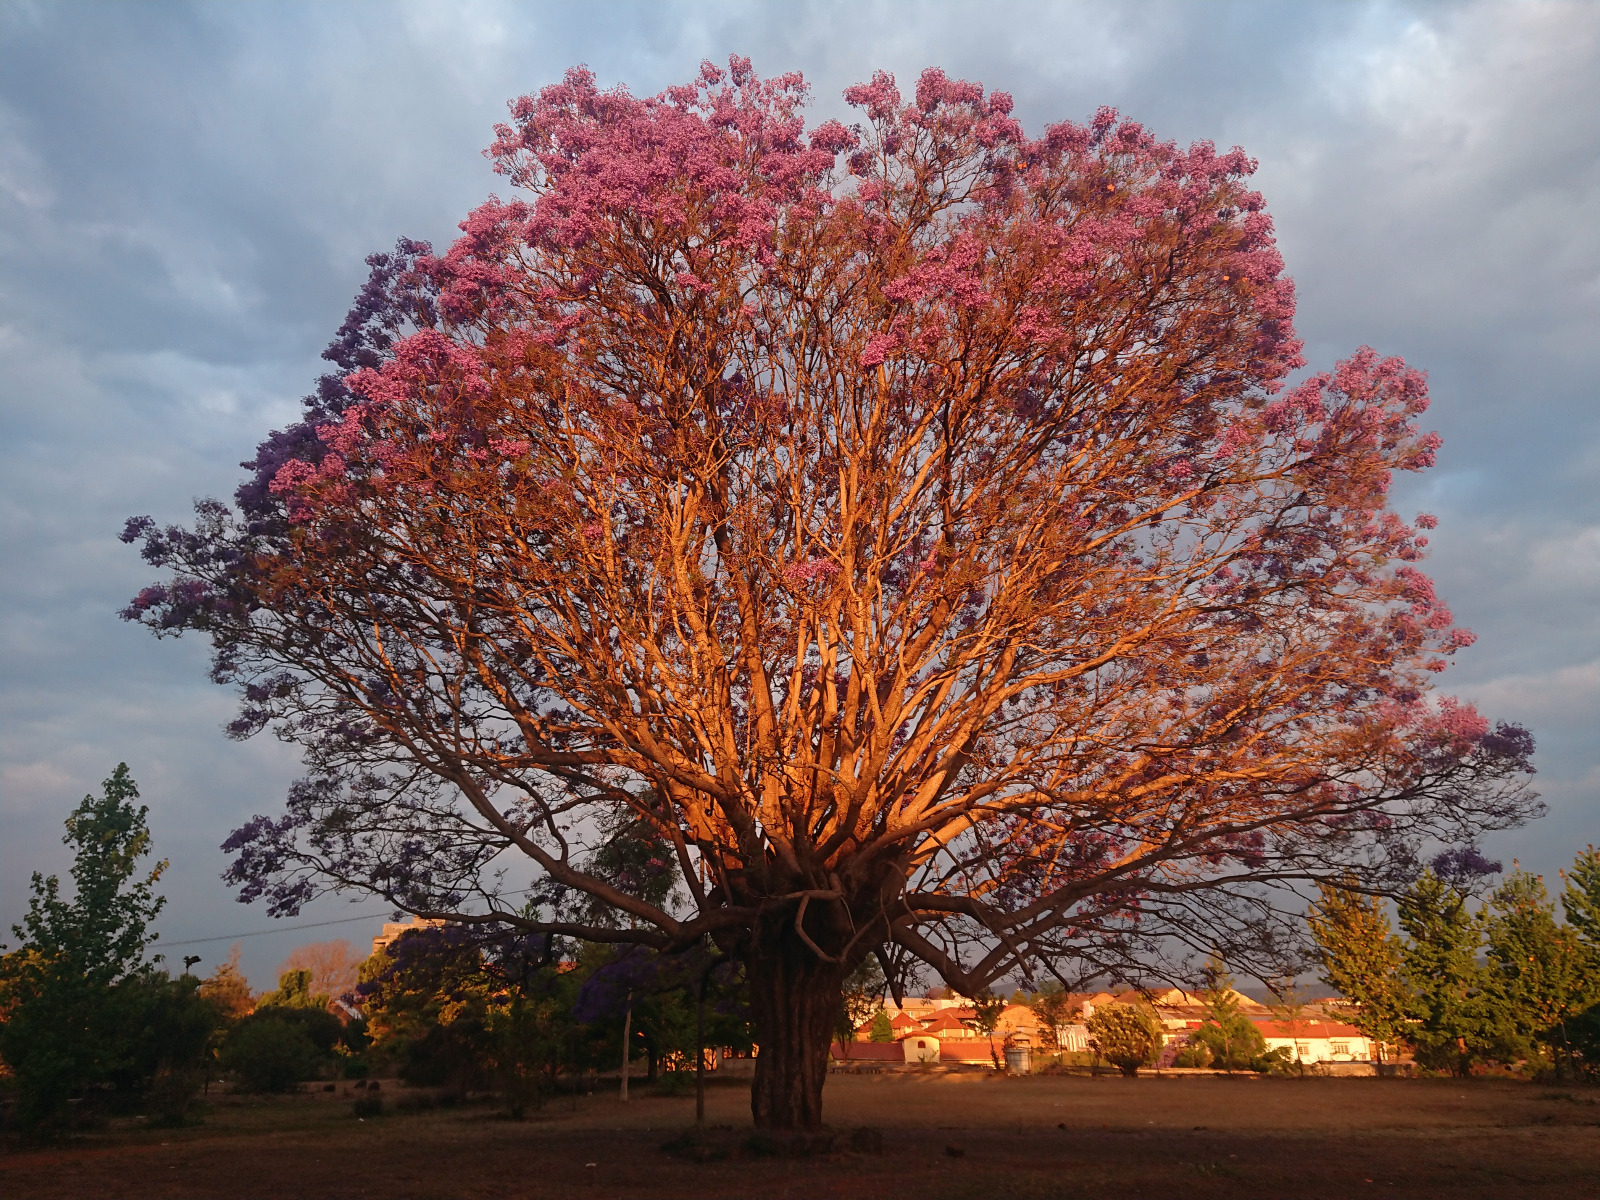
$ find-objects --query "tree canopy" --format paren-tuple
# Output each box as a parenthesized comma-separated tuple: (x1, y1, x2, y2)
(1, 766, 216, 1129)
(123, 58, 1538, 1127)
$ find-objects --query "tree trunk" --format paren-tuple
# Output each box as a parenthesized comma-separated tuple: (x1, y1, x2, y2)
(743, 938, 847, 1130)
(695, 977, 707, 1126)
(619, 994, 632, 1102)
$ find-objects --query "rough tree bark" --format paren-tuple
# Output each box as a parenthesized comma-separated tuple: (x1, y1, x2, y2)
(743, 919, 850, 1130)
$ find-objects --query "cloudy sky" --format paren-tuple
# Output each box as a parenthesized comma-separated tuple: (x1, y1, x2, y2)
(2, 0, 1595, 989)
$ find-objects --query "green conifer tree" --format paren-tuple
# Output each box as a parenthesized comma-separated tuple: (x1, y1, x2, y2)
(1560, 847, 1600, 952)
(1398, 870, 1502, 1074)
(1483, 866, 1592, 1073)
(1559, 848, 1600, 1074)
(1307, 877, 1411, 1059)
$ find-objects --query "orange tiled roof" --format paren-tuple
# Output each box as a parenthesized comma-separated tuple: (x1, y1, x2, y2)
(919, 1009, 977, 1033)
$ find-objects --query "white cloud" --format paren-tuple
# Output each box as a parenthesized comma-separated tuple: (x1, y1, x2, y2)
(1463, 660, 1599, 732)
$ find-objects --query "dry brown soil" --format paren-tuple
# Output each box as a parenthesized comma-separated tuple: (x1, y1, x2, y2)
(3, 1072, 1597, 1199)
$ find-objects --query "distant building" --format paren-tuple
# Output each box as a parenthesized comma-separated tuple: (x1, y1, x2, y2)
(836, 985, 1379, 1068)
(1252, 1019, 1375, 1064)
(370, 915, 444, 958)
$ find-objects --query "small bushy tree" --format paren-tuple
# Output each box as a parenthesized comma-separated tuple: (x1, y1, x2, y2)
(835, 956, 887, 1052)
(198, 945, 255, 1021)
(218, 1016, 322, 1093)
(1193, 960, 1266, 1072)
(219, 969, 353, 1092)
(965, 990, 1009, 1070)
(1086, 1004, 1163, 1076)
(1031, 985, 1074, 1054)
(259, 967, 325, 1011)
(358, 925, 549, 1092)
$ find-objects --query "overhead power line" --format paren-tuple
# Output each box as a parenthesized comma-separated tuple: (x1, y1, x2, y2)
(154, 884, 544, 950)
(158, 911, 391, 948)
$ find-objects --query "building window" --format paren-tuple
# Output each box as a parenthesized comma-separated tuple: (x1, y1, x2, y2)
(1331, 1042, 1349, 1056)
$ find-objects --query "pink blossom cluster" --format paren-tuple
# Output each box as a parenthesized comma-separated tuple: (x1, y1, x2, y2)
(782, 558, 839, 584)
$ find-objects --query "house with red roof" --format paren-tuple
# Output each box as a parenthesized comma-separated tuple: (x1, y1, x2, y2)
(915, 1007, 979, 1038)
(1252, 1018, 1375, 1064)
(852, 1009, 922, 1039)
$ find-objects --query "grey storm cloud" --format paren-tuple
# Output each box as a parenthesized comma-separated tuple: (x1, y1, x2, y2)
(2, 0, 1595, 988)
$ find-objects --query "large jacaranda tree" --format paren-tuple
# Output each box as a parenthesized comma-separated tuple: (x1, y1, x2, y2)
(125, 59, 1538, 1128)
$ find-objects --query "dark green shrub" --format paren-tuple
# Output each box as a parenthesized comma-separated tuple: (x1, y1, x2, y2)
(1569, 1001, 1600, 1077)
(398, 1023, 487, 1090)
(252, 1003, 345, 1056)
(340, 1054, 371, 1080)
(650, 1069, 694, 1096)
(144, 1067, 203, 1127)
(1254, 1045, 1299, 1074)
(219, 1015, 319, 1092)
(1192, 1013, 1267, 1071)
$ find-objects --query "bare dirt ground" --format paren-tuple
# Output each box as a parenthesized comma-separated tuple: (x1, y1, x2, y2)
(3, 1072, 1597, 1199)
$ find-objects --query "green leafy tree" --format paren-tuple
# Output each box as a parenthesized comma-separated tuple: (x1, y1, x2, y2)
(486, 989, 580, 1115)
(868, 1010, 895, 1043)
(965, 989, 1009, 1070)
(1086, 1003, 1164, 1076)
(1307, 877, 1412, 1060)
(1192, 1012, 1269, 1072)
(117, 971, 221, 1106)
(834, 956, 886, 1055)
(1031, 985, 1074, 1054)
(218, 1016, 322, 1092)
(1192, 960, 1266, 1072)
(0, 765, 171, 1127)
(11, 764, 166, 981)
(259, 967, 327, 1011)
(220, 967, 351, 1093)
(1263, 977, 1312, 1071)
(359, 930, 515, 1090)
(1484, 867, 1592, 1072)
(1398, 870, 1505, 1074)
(360, 925, 597, 1105)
